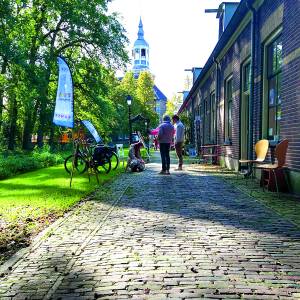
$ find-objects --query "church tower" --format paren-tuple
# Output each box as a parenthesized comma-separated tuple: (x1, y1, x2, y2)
(132, 18, 167, 121)
(132, 18, 150, 75)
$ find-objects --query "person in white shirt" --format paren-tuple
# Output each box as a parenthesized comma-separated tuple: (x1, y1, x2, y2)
(172, 115, 185, 170)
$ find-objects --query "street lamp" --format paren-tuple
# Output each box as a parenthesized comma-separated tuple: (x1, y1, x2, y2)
(126, 95, 132, 144)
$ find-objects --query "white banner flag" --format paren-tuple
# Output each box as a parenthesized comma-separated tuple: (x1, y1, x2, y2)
(82, 120, 102, 144)
(53, 57, 74, 128)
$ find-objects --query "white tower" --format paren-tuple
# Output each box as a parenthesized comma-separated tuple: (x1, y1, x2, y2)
(132, 18, 150, 75)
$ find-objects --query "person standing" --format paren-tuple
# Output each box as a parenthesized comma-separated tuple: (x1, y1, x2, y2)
(153, 136, 158, 150)
(158, 115, 174, 175)
(172, 114, 185, 170)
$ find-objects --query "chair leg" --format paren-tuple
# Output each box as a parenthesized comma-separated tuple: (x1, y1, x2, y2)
(261, 170, 265, 192)
(283, 168, 291, 194)
(250, 163, 254, 180)
(272, 169, 280, 199)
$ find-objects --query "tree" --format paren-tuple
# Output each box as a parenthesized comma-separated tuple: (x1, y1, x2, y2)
(165, 94, 182, 117)
(0, 0, 129, 150)
(136, 71, 158, 128)
(110, 70, 159, 140)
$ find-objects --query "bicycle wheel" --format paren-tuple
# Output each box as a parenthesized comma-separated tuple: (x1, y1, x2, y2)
(110, 151, 119, 170)
(64, 154, 87, 174)
(96, 155, 111, 174)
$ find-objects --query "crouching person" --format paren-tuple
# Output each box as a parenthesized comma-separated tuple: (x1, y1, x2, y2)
(126, 142, 145, 172)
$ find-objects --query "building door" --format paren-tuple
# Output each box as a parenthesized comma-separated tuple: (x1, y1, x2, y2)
(240, 62, 250, 160)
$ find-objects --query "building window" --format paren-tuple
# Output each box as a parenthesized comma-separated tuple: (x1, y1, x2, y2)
(156, 102, 160, 115)
(134, 48, 139, 60)
(204, 97, 211, 144)
(141, 48, 146, 57)
(210, 92, 216, 144)
(267, 35, 282, 140)
(200, 101, 204, 145)
(244, 63, 251, 93)
(240, 61, 250, 159)
(224, 76, 233, 143)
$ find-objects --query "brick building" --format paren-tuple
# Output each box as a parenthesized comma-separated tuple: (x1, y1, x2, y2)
(178, 0, 300, 193)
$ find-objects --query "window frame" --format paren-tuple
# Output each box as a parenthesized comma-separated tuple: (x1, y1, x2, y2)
(224, 75, 233, 144)
(141, 48, 146, 57)
(267, 36, 282, 141)
(262, 28, 283, 141)
(210, 91, 216, 144)
(200, 98, 205, 145)
(240, 58, 251, 160)
(204, 97, 211, 144)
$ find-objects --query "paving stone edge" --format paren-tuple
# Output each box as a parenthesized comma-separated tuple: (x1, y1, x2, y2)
(0, 198, 91, 275)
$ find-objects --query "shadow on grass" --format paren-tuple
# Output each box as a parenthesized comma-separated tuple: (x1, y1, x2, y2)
(0, 164, 123, 264)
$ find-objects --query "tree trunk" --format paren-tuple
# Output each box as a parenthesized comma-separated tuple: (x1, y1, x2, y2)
(22, 99, 39, 150)
(49, 124, 55, 151)
(0, 58, 8, 133)
(7, 94, 18, 150)
(37, 99, 47, 148)
(22, 117, 33, 150)
(37, 68, 52, 148)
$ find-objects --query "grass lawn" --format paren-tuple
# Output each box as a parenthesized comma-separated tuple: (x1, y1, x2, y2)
(0, 162, 124, 264)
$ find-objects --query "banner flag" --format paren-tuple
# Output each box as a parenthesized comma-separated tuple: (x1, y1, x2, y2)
(53, 57, 74, 128)
(82, 120, 102, 144)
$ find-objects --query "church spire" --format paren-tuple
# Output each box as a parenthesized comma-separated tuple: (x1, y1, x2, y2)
(132, 17, 149, 75)
(137, 17, 144, 40)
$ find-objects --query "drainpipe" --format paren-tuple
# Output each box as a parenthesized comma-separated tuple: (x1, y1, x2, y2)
(246, 0, 256, 160)
(213, 57, 221, 146)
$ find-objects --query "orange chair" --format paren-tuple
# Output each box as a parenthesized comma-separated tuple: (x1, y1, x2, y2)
(239, 139, 269, 177)
(256, 139, 289, 198)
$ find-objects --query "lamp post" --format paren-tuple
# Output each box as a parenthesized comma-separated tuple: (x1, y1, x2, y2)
(126, 95, 132, 144)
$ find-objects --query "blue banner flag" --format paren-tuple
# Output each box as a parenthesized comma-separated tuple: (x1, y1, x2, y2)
(53, 57, 74, 128)
(82, 120, 102, 144)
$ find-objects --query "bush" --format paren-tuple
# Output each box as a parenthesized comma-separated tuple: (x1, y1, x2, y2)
(0, 146, 64, 180)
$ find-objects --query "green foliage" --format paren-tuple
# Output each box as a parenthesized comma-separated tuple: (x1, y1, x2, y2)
(0, 0, 129, 150)
(112, 71, 159, 138)
(0, 1, 159, 150)
(0, 156, 39, 179)
(32, 145, 64, 166)
(0, 148, 64, 179)
(166, 94, 182, 117)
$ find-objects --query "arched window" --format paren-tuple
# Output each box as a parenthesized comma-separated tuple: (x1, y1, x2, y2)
(141, 49, 146, 57)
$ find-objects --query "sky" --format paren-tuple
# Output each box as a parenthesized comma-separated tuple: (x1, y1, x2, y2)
(109, 0, 239, 100)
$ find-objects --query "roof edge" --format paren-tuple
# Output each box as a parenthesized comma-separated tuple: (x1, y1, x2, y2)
(178, 0, 251, 114)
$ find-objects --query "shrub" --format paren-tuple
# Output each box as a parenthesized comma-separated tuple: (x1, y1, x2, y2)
(0, 146, 64, 179)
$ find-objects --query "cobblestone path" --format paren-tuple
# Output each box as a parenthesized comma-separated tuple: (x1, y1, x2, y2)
(1, 159, 300, 300)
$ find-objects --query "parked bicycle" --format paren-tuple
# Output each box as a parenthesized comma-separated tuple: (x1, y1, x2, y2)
(64, 120, 122, 180)
(64, 138, 112, 175)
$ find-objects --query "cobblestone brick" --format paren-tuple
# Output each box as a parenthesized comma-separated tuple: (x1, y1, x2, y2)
(0, 159, 299, 299)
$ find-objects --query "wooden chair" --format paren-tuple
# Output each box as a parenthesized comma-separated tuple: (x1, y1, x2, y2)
(256, 139, 289, 198)
(239, 139, 269, 177)
(202, 145, 221, 165)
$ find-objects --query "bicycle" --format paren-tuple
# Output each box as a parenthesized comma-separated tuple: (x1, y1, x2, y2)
(64, 138, 112, 175)
(104, 144, 119, 170)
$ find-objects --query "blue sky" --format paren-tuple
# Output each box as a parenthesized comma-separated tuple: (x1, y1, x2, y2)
(110, 0, 239, 99)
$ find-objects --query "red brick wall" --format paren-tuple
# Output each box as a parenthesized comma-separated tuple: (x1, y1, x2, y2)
(183, 0, 300, 173)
